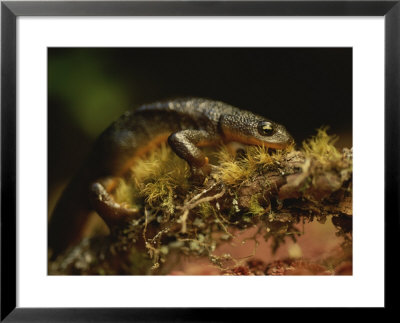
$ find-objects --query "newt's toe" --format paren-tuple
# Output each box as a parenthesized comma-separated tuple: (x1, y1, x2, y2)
(190, 162, 211, 186)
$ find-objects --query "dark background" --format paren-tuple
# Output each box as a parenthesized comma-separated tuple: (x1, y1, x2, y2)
(48, 48, 352, 211)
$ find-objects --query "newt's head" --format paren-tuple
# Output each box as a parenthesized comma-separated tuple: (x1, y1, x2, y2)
(220, 112, 294, 149)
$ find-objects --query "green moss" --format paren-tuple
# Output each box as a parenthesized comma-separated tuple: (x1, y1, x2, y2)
(248, 194, 266, 217)
(197, 201, 214, 218)
(113, 178, 142, 208)
(215, 145, 293, 186)
(130, 143, 190, 213)
(302, 126, 341, 164)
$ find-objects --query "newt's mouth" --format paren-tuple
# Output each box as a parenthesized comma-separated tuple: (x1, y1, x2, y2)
(223, 129, 292, 150)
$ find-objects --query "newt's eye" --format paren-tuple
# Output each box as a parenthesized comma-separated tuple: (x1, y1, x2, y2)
(258, 121, 274, 136)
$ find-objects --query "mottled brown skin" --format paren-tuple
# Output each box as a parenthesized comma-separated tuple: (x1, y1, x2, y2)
(49, 98, 293, 258)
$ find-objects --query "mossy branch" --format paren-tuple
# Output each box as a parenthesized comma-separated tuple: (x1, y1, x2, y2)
(49, 128, 352, 275)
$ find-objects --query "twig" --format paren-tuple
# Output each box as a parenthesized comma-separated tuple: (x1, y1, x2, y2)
(179, 187, 226, 233)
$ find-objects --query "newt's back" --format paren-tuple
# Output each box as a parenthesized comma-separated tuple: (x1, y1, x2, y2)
(92, 98, 231, 175)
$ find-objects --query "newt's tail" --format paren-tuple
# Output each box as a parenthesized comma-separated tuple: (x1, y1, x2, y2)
(48, 168, 94, 260)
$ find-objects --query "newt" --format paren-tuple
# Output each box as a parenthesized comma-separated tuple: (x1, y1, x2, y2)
(49, 98, 294, 258)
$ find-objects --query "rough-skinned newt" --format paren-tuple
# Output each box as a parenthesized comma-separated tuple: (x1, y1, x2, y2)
(49, 98, 293, 258)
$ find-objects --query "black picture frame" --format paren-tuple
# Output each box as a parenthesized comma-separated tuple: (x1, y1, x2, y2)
(1, 0, 398, 321)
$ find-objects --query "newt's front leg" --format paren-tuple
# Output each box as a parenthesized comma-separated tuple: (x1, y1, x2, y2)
(168, 129, 219, 185)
